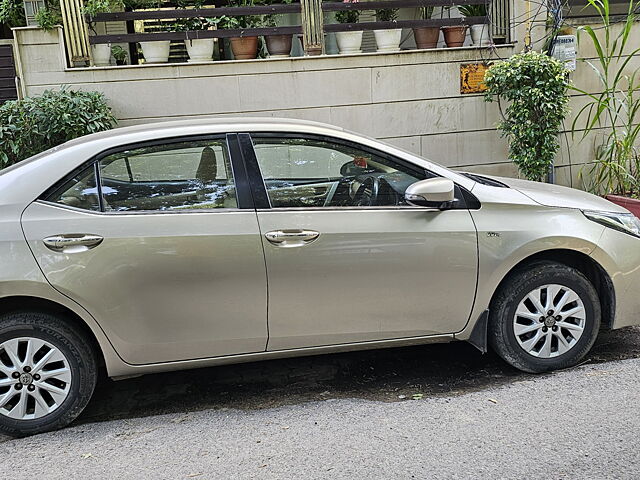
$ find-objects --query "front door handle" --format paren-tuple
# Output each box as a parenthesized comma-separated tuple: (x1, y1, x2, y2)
(43, 234, 104, 252)
(264, 229, 320, 247)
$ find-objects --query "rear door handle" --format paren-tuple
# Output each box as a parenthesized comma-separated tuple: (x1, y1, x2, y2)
(264, 229, 320, 247)
(43, 234, 104, 252)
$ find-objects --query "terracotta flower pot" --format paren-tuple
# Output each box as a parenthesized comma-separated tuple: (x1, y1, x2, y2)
(265, 34, 293, 58)
(605, 194, 640, 219)
(442, 25, 468, 48)
(230, 36, 258, 60)
(413, 27, 440, 49)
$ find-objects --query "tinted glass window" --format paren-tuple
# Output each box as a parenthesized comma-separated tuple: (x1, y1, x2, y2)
(252, 137, 425, 208)
(99, 140, 237, 212)
(44, 165, 100, 211)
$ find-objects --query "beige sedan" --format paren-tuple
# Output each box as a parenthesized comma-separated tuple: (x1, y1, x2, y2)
(0, 118, 639, 436)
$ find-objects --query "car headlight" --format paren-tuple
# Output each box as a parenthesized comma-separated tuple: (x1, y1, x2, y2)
(583, 210, 640, 239)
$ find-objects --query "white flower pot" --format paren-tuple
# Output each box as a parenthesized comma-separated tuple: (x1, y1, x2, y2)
(373, 28, 402, 53)
(335, 31, 363, 54)
(184, 38, 214, 62)
(140, 40, 171, 63)
(470, 24, 492, 47)
(91, 43, 111, 67)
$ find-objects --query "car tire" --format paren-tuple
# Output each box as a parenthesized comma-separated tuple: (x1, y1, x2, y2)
(488, 261, 601, 373)
(0, 311, 97, 437)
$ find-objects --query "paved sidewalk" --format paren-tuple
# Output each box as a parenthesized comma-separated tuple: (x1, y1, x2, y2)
(1, 328, 640, 479)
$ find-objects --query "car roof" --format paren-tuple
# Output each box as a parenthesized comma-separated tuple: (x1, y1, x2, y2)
(64, 117, 346, 148)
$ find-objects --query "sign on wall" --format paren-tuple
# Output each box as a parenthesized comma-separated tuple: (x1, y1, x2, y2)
(551, 35, 578, 72)
(460, 63, 490, 94)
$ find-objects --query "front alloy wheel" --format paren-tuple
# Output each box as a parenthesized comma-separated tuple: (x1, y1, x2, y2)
(512, 284, 586, 358)
(489, 262, 601, 373)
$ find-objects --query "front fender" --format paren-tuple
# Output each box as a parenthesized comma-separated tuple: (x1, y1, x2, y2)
(456, 205, 605, 341)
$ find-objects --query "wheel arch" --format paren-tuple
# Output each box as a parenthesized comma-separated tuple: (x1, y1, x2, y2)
(460, 248, 615, 353)
(0, 295, 110, 373)
(490, 249, 615, 330)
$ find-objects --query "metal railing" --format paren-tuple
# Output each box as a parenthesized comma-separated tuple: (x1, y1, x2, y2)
(60, 0, 500, 66)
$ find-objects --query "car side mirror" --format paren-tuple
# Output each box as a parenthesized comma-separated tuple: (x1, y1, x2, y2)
(405, 178, 455, 209)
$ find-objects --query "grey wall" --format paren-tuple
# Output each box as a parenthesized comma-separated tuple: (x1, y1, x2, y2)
(10, 16, 640, 189)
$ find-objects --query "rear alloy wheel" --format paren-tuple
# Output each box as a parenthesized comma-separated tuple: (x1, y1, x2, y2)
(489, 262, 601, 373)
(0, 337, 72, 419)
(0, 311, 97, 436)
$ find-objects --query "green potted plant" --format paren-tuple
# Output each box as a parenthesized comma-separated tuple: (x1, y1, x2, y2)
(111, 45, 128, 65)
(83, 0, 120, 65)
(457, 3, 490, 46)
(215, 0, 262, 60)
(572, 0, 640, 216)
(215, 16, 258, 59)
(373, 8, 401, 52)
(174, 1, 216, 63)
(84, 0, 170, 64)
(335, 0, 361, 54)
(138, 0, 172, 64)
(413, 6, 438, 49)
(262, 0, 294, 57)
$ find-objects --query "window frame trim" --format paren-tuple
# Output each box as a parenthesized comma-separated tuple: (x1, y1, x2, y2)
(39, 133, 255, 214)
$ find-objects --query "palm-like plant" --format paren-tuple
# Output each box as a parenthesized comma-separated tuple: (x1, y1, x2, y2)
(571, 0, 640, 196)
(457, 3, 487, 17)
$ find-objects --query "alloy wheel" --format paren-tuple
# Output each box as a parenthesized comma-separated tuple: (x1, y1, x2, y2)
(513, 284, 586, 358)
(0, 337, 72, 420)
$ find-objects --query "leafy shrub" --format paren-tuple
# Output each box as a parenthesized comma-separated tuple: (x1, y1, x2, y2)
(34, 6, 63, 31)
(375, 8, 398, 22)
(484, 51, 569, 181)
(335, 0, 359, 24)
(0, 0, 25, 28)
(0, 89, 116, 168)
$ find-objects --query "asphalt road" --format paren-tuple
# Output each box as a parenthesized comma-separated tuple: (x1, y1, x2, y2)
(2, 327, 640, 479)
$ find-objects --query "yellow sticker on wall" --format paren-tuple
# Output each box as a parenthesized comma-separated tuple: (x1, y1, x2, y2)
(460, 63, 490, 94)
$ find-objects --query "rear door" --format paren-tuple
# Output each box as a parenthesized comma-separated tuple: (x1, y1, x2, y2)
(240, 133, 479, 351)
(21, 134, 268, 365)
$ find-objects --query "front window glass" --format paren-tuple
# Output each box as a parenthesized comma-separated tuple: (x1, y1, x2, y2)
(252, 137, 425, 208)
(99, 140, 237, 212)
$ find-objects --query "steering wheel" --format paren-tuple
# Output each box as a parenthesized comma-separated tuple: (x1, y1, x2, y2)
(353, 176, 380, 207)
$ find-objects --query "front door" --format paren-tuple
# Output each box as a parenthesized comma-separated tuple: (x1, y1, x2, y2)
(21, 135, 268, 365)
(242, 133, 479, 351)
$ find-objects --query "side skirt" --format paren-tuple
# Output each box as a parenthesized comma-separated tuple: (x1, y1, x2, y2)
(110, 333, 456, 379)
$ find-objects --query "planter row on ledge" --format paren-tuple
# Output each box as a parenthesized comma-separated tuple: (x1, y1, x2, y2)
(91, 24, 491, 65)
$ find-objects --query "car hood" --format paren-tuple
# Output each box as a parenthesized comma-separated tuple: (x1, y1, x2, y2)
(478, 175, 630, 214)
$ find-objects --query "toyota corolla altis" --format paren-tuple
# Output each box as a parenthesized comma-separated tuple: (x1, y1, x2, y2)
(0, 118, 638, 436)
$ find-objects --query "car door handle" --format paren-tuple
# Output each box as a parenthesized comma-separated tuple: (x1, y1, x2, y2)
(264, 229, 320, 247)
(43, 234, 104, 252)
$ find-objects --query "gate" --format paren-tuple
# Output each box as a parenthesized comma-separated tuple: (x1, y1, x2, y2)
(0, 43, 18, 105)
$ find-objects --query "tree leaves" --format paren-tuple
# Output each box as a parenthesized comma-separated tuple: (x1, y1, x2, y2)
(484, 51, 569, 181)
(0, 88, 116, 168)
